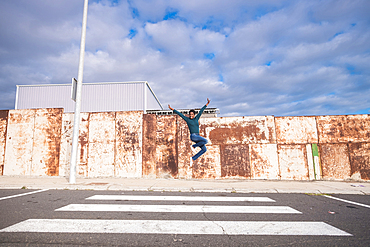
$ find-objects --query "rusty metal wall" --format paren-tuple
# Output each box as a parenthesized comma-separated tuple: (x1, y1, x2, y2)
(0, 110, 9, 175)
(87, 112, 116, 177)
(155, 115, 178, 178)
(115, 111, 143, 178)
(277, 144, 309, 180)
(142, 114, 157, 178)
(250, 144, 279, 179)
(348, 143, 370, 180)
(177, 117, 192, 179)
(3, 109, 36, 175)
(317, 115, 370, 143)
(275, 116, 318, 144)
(59, 112, 90, 177)
(193, 145, 221, 179)
(221, 145, 250, 178)
(200, 116, 276, 145)
(31, 108, 63, 176)
(1, 108, 369, 181)
(195, 116, 276, 180)
(319, 144, 351, 180)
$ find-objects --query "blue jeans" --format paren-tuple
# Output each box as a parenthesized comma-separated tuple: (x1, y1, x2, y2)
(190, 133, 208, 161)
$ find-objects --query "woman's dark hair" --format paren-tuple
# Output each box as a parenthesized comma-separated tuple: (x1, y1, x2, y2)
(189, 109, 196, 115)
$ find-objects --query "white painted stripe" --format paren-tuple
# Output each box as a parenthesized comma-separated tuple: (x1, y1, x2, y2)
(0, 219, 352, 236)
(86, 195, 276, 202)
(0, 189, 49, 201)
(56, 204, 301, 214)
(323, 195, 370, 209)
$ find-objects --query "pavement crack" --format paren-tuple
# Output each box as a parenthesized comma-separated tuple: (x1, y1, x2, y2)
(200, 201, 237, 244)
(147, 181, 159, 191)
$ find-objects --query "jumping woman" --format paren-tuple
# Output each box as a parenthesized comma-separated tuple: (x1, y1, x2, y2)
(168, 98, 211, 161)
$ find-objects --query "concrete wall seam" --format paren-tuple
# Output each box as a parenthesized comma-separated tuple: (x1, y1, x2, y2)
(0, 110, 9, 175)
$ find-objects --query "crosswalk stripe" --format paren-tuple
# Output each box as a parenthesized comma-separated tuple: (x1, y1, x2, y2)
(86, 195, 276, 202)
(323, 195, 370, 209)
(0, 219, 352, 236)
(0, 189, 49, 201)
(55, 204, 302, 214)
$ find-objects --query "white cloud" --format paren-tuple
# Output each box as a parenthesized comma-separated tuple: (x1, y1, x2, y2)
(0, 0, 369, 117)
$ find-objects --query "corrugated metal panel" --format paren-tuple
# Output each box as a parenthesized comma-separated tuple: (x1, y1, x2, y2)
(115, 111, 143, 178)
(348, 143, 370, 180)
(0, 110, 9, 175)
(250, 144, 279, 179)
(319, 144, 351, 180)
(177, 117, 192, 179)
(146, 84, 163, 110)
(16, 82, 162, 113)
(193, 145, 221, 179)
(200, 116, 276, 145)
(221, 145, 250, 178)
(87, 112, 115, 177)
(278, 144, 309, 180)
(317, 115, 370, 143)
(59, 113, 90, 177)
(275, 116, 318, 144)
(3, 109, 36, 175)
(81, 82, 144, 112)
(142, 114, 157, 178)
(155, 115, 178, 178)
(31, 108, 63, 176)
(17, 85, 73, 111)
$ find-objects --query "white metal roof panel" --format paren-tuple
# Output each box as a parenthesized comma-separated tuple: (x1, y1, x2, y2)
(16, 81, 163, 113)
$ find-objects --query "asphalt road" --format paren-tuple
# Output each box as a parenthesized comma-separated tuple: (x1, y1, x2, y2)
(0, 189, 369, 246)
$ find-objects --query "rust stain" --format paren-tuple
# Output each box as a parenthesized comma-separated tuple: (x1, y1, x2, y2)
(45, 108, 63, 176)
(87, 112, 115, 177)
(348, 143, 370, 180)
(0, 110, 9, 175)
(193, 145, 221, 179)
(79, 132, 89, 164)
(317, 115, 370, 143)
(200, 116, 276, 145)
(142, 114, 157, 178)
(78, 113, 90, 177)
(4, 109, 36, 175)
(277, 144, 309, 180)
(250, 144, 279, 179)
(58, 113, 89, 177)
(220, 144, 250, 178)
(9, 109, 35, 124)
(31, 108, 63, 176)
(3, 108, 370, 182)
(177, 117, 192, 179)
(115, 111, 143, 177)
(209, 125, 262, 144)
(319, 144, 351, 180)
(156, 115, 178, 178)
(275, 116, 318, 144)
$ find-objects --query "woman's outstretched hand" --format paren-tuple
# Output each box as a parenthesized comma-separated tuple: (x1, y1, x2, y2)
(206, 98, 211, 106)
(168, 104, 174, 111)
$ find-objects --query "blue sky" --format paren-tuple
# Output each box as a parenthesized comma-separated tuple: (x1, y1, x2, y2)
(0, 0, 369, 116)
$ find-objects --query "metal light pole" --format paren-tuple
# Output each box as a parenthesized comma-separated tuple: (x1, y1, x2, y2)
(70, 0, 89, 184)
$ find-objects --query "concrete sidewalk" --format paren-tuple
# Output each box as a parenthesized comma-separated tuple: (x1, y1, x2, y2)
(0, 176, 369, 194)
